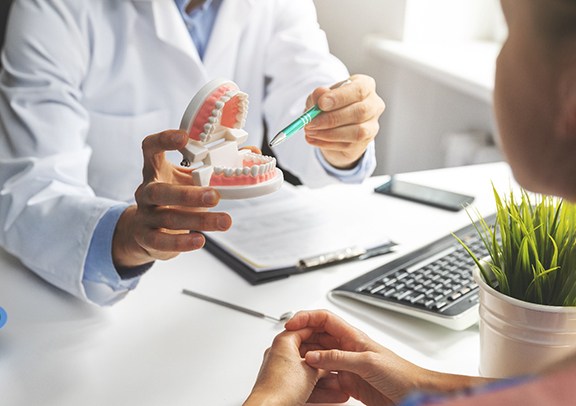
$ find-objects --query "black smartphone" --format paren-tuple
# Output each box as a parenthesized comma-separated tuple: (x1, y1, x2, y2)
(374, 177, 475, 211)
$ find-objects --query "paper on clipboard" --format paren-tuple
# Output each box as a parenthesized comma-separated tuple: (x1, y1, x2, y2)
(206, 184, 393, 272)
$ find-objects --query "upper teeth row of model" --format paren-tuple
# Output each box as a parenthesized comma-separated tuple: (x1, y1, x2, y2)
(214, 156, 276, 177)
(199, 90, 248, 142)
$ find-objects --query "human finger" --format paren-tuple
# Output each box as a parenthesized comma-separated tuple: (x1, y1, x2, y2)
(299, 333, 342, 358)
(299, 332, 341, 353)
(307, 374, 350, 404)
(141, 207, 232, 232)
(240, 145, 262, 154)
(285, 310, 368, 348)
(306, 347, 401, 404)
(306, 347, 427, 405)
(305, 119, 379, 145)
(247, 328, 322, 405)
(134, 229, 207, 255)
(307, 92, 384, 132)
(305, 349, 373, 375)
(141, 130, 188, 181)
(315, 74, 377, 112)
(136, 183, 221, 208)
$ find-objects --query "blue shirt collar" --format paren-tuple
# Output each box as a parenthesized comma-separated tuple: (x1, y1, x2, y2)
(174, 0, 213, 16)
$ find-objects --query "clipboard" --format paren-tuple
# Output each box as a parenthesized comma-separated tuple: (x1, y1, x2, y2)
(202, 183, 395, 285)
(204, 234, 396, 284)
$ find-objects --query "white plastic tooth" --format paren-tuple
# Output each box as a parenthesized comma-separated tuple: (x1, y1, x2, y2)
(225, 168, 234, 177)
(212, 109, 220, 116)
(250, 166, 259, 177)
(200, 132, 207, 141)
(208, 117, 216, 123)
(215, 101, 224, 109)
(271, 157, 277, 167)
(221, 96, 231, 103)
(233, 168, 240, 176)
(204, 124, 212, 132)
(226, 90, 236, 97)
(214, 167, 223, 175)
(258, 165, 265, 175)
(242, 167, 250, 175)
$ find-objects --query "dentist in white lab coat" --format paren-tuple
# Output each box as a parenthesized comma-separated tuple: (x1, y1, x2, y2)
(0, 0, 384, 305)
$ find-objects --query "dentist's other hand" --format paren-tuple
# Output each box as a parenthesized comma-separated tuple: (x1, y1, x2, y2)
(305, 74, 385, 169)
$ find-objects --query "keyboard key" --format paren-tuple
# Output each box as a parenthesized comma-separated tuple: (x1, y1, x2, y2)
(410, 293, 425, 303)
(449, 292, 462, 301)
(383, 288, 396, 297)
(369, 285, 385, 294)
(395, 290, 413, 301)
(384, 278, 397, 287)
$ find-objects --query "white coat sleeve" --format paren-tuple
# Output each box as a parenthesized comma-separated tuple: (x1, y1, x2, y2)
(0, 1, 120, 302)
(262, 0, 376, 187)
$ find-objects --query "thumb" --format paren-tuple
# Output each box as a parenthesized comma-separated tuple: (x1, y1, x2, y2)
(141, 130, 187, 180)
(305, 349, 370, 376)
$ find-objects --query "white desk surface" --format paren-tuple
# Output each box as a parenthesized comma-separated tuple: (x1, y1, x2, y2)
(0, 162, 514, 406)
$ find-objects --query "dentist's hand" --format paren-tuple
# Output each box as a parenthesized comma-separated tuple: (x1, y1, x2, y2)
(304, 74, 385, 170)
(112, 130, 232, 269)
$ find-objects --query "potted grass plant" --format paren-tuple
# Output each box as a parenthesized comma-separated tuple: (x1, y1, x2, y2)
(455, 186, 576, 378)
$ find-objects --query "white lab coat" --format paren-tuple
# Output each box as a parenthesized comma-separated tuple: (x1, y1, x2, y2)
(0, 0, 356, 301)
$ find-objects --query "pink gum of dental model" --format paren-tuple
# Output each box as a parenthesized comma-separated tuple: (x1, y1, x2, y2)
(188, 83, 243, 142)
(179, 78, 283, 199)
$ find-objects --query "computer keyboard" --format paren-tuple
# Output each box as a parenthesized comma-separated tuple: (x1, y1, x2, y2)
(329, 214, 496, 331)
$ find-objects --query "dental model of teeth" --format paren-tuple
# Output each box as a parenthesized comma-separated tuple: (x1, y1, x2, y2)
(179, 78, 283, 199)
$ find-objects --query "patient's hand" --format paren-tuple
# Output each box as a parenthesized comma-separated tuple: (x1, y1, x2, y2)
(244, 327, 350, 406)
(285, 310, 491, 406)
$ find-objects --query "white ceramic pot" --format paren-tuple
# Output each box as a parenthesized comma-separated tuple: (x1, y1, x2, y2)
(473, 267, 576, 378)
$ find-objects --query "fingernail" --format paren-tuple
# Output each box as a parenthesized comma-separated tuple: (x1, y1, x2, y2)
(190, 234, 205, 247)
(320, 97, 335, 110)
(202, 190, 219, 206)
(306, 352, 320, 364)
(217, 215, 231, 231)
